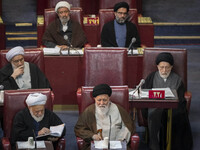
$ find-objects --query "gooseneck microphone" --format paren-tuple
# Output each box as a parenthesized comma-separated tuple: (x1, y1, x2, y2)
(128, 37, 136, 50)
(133, 79, 145, 94)
(32, 129, 37, 150)
(63, 35, 72, 55)
(108, 115, 111, 150)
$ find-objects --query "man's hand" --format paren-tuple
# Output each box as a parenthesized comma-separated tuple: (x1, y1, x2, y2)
(11, 65, 24, 79)
(57, 45, 69, 50)
(92, 134, 102, 141)
(38, 127, 50, 136)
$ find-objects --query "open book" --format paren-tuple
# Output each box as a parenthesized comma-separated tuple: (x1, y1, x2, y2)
(36, 123, 65, 139)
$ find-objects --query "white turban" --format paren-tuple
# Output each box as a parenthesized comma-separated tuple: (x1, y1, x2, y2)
(6, 46, 24, 62)
(26, 93, 47, 107)
(55, 1, 71, 13)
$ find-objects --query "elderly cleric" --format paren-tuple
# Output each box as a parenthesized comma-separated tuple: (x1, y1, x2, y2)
(11, 93, 66, 150)
(0, 46, 51, 90)
(74, 84, 135, 150)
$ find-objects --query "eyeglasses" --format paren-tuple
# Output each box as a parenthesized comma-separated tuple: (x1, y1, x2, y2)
(12, 57, 24, 64)
(116, 12, 128, 16)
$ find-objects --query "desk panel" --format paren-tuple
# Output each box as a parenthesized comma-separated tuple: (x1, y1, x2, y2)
(44, 55, 143, 105)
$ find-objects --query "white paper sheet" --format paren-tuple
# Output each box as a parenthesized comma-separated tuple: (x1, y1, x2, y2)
(94, 140, 122, 149)
(17, 141, 46, 149)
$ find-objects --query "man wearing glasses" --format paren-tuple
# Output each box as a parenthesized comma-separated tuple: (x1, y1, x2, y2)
(101, 2, 141, 48)
(0, 46, 51, 90)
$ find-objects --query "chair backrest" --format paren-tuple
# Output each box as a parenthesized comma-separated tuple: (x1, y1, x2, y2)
(3, 89, 53, 138)
(44, 7, 83, 30)
(79, 85, 129, 113)
(83, 47, 127, 86)
(99, 8, 138, 35)
(47, 0, 80, 8)
(99, 0, 136, 9)
(143, 48, 187, 90)
(0, 49, 45, 73)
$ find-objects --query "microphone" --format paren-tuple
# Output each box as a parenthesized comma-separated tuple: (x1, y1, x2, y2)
(63, 35, 72, 55)
(128, 37, 136, 50)
(108, 115, 111, 150)
(133, 79, 145, 94)
(0, 85, 4, 90)
(32, 129, 37, 150)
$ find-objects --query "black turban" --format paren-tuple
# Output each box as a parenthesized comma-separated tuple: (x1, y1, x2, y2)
(114, 2, 129, 12)
(156, 52, 174, 65)
(92, 84, 112, 97)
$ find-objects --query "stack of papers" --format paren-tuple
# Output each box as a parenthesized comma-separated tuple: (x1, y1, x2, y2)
(43, 47, 60, 55)
(94, 141, 122, 149)
(17, 141, 46, 149)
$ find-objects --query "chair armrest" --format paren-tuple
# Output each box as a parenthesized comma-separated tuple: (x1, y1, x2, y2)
(76, 88, 82, 114)
(131, 133, 140, 150)
(56, 138, 65, 150)
(76, 137, 85, 150)
(184, 91, 192, 114)
(2, 137, 11, 150)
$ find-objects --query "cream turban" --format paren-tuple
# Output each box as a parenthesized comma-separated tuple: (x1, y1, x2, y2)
(26, 93, 47, 107)
(55, 1, 71, 13)
(6, 46, 24, 62)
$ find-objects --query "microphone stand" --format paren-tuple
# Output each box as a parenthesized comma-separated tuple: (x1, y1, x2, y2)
(32, 129, 37, 150)
(108, 115, 111, 150)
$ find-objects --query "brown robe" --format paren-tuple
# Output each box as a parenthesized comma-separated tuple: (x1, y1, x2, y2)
(74, 103, 135, 150)
(42, 18, 87, 48)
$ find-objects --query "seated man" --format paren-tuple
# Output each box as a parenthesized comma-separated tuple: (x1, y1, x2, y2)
(101, 2, 141, 48)
(0, 46, 51, 90)
(142, 52, 193, 150)
(42, 1, 88, 50)
(11, 93, 66, 150)
(74, 84, 135, 150)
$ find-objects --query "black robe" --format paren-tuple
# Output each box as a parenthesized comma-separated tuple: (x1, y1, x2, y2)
(101, 20, 141, 48)
(0, 62, 51, 90)
(142, 71, 193, 150)
(11, 108, 66, 150)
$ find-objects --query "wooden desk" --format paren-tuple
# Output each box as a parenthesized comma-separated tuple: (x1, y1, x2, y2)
(44, 55, 143, 105)
(129, 90, 178, 150)
(16, 141, 54, 150)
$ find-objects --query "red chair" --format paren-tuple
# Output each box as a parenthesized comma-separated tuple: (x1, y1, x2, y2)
(77, 47, 128, 113)
(37, 7, 83, 47)
(137, 48, 192, 127)
(0, 49, 45, 73)
(76, 85, 140, 150)
(98, 9, 154, 47)
(99, 0, 136, 10)
(46, 0, 81, 8)
(1, 89, 65, 150)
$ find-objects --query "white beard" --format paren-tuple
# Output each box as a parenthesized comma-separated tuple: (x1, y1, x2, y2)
(159, 71, 171, 79)
(30, 110, 44, 122)
(95, 103, 110, 117)
(60, 17, 70, 25)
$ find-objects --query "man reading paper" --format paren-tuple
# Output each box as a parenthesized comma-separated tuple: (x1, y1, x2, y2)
(11, 93, 66, 150)
(74, 84, 135, 150)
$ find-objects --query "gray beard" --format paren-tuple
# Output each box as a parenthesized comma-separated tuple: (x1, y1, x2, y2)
(95, 103, 110, 117)
(30, 110, 44, 122)
(60, 17, 69, 25)
(115, 16, 126, 24)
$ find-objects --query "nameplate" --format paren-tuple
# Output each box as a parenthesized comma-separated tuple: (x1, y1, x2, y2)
(149, 90, 165, 99)
(83, 16, 99, 25)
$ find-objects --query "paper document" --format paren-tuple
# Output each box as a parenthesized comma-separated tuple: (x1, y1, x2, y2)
(129, 90, 149, 98)
(17, 141, 46, 149)
(152, 88, 175, 98)
(94, 140, 122, 149)
(61, 49, 83, 55)
(43, 47, 60, 55)
(37, 123, 65, 138)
